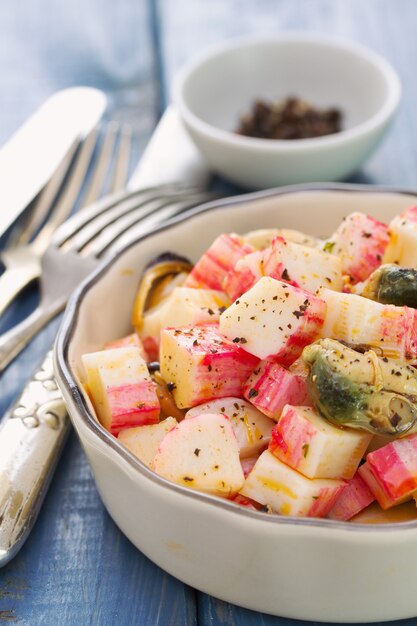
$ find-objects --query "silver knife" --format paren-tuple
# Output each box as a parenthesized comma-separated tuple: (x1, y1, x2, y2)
(0, 105, 211, 567)
(0, 87, 106, 239)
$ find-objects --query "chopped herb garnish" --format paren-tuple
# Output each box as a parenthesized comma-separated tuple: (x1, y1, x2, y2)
(323, 241, 336, 253)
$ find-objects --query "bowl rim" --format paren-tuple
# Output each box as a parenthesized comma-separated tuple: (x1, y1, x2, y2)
(55, 182, 417, 534)
(173, 33, 402, 151)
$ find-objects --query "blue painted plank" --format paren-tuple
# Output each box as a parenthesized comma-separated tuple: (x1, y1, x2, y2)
(198, 594, 417, 626)
(0, 410, 197, 626)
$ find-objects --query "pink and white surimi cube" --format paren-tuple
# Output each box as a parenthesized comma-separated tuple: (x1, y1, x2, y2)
(219, 277, 326, 366)
(223, 236, 343, 301)
(327, 473, 375, 521)
(160, 323, 259, 408)
(223, 249, 265, 301)
(240, 450, 345, 517)
(230, 494, 258, 510)
(185, 233, 254, 291)
(319, 288, 417, 363)
(82, 347, 160, 436)
(262, 236, 343, 292)
(243, 361, 310, 420)
(326, 212, 389, 283)
(383, 205, 417, 268)
(269, 405, 372, 479)
(359, 434, 417, 509)
(104, 333, 148, 361)
(153, 413, 244, 497)
(185, 397, 274, 458)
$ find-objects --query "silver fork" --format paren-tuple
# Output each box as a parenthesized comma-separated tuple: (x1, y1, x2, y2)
(0, 123, 132, 318)
(0, 184, 215, 567)
(0, 185, 215, 373)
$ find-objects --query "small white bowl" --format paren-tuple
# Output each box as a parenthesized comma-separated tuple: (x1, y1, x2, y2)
(173, 35, 401, 189)
(55, 184, 417, 623)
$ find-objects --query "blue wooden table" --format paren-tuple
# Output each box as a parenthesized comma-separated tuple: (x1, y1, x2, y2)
(2, 1, 417, 624)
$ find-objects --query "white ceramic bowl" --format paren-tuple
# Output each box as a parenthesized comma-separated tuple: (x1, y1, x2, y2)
(55, 185, 417, 623)
(173, 35, 401, 189)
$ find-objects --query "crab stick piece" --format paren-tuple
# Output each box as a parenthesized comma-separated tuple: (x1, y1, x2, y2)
(184, 233, 254, 291)
(359, 434, 417, 509)
(243, 361, 310, 420)
(269, 405, 372, 480)
(240, 450, 345, 517)
(327, 473, 375, 521)
(82, 347, 160, 435)
(219, 277, 326, 366)
(160, 323, 259, 408)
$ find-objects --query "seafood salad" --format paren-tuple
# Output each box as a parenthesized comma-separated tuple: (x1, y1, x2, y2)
(81, 205, 417, 522)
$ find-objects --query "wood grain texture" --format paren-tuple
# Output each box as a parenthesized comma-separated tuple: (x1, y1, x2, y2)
(0, 427, 197, 625)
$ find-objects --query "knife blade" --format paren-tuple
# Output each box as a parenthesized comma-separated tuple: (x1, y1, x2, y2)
(0, 105, 211, 567)
(0, 87, 106, 239)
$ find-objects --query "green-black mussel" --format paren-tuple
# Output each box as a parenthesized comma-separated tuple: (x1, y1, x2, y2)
(302, 338, 417, 435)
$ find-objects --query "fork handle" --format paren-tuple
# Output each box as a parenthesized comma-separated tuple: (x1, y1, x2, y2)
(0, 301, 64, 373)
(0, 351, 70, 567)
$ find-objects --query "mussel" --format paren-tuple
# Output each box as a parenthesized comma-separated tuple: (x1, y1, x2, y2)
(132, 252, 193, 331)
(302, 338, 417, 435)
(353, 264, 417, 308)
(151, 368, 186, 422)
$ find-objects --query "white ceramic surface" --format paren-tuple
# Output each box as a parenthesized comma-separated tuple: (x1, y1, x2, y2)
(55, 186, 417, 623)
(173, 35, 401, 189)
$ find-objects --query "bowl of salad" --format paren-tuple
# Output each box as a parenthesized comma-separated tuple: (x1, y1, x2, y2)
(55, 184, 417, 623)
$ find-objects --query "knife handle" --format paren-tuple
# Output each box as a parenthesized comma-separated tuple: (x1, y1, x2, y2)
(0, 351, 70, 567)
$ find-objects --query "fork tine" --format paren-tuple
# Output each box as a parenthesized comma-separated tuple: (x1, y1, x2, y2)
(83, 192, 216, 258)
(110, 126, 132, 193)
(52, 184, 201, 249)
(32, 127, 100, 253)
(106, 193, 216, 256)
(82, 122, 119, 207)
